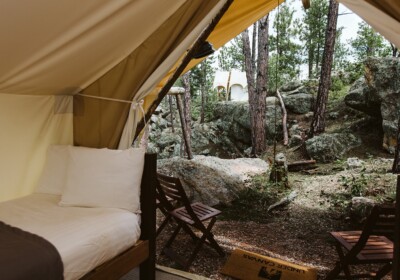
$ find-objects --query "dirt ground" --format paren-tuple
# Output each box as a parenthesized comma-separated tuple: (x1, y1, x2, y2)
(155, 158, 396, 279)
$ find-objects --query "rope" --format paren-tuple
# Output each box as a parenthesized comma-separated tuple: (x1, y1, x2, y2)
(76, 93, 148, 146)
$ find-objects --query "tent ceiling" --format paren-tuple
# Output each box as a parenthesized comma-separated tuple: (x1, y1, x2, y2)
(0, 0, 189, 95)
(338, 0, 400, 49)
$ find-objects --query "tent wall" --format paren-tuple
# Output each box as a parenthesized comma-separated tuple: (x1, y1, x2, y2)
(74, 0, 223, 149)
(0, 94, 73, 201)
(338, 0, 400, 49)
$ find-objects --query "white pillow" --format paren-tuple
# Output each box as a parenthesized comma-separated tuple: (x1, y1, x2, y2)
(59, 146, 145, 213)
(35, 145, 69, 195)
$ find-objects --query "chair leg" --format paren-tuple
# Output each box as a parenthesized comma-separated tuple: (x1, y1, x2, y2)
(335, 244, 352, 280)
(156, 215, 172, 237)
(204, 218, 224, 256)
(183, 219, 217, 270)
(324, 261, 342, 280)
(181, 223, 199, 241)
(163, 224, 182, 251)
(373, 263, 392, 280)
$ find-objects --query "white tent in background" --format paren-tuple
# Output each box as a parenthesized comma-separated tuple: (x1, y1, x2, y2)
(213, 69, 247, 101)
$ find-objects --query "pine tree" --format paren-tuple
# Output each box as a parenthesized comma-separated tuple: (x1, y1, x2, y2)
(310, 0, 339, 137)
(242, 15, 269, 156)
(269, 2, 302, 90)
(299, 0, 329, 79)
(218, 37, 244, 71)
(350, 21, 391, 61)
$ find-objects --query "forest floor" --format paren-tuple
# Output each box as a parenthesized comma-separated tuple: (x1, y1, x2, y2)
(155, 92, 397, 279)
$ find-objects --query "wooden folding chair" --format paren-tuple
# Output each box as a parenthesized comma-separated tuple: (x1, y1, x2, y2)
(325, 204, 395, 280)
(156, 193, 176, 237)
(156, 173, 225, 270)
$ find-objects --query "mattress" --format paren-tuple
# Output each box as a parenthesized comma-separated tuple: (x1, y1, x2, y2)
(0, 193, 141, 280)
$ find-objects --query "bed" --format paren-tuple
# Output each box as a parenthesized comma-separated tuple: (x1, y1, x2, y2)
(0, 148, 156, 280)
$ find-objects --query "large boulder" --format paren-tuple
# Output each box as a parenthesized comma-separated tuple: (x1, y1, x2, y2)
(158, 156, 269, 205)
(305, 133, 362, 163)
(283, 93, 314, 114)
(345, 57, 400, 153)
(213, 100, 283, 143)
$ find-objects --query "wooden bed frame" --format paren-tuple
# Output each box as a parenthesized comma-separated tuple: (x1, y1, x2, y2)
(81, 153, 157, 280)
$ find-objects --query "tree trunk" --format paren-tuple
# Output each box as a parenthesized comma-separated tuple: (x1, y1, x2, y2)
(175, 94, 193, 159)
(308, 42, 314, 79)
(251, 22, 258, 75)
(182, 72, 191, 150)
(169, 95, 175, 133)
(309, 0, 339, 137)
(200, 62, 206, 123)
(242, 15, 269, 156)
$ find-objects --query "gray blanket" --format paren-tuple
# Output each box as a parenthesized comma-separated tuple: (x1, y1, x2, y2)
(0, 221, 63, 280)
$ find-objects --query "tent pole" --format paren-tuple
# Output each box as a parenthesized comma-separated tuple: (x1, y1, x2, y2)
(134, 0, 234, 140)
(392, 117, 400, 280)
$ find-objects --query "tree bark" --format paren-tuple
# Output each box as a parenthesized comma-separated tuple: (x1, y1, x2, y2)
(200, 62, 206, 123)
(309, 0, 339, 137)
(182, 72, 191, 150)
(251, 22, 257, 75)
(242, 15, 269, 156)
(175, 94, 193, 159)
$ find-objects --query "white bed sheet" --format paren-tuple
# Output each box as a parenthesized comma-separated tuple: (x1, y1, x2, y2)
(0, 193, 141, 280)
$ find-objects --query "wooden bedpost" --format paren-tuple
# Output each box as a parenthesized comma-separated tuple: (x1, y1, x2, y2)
(140, 153, 157, 280)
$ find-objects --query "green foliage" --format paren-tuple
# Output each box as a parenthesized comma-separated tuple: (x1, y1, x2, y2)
(333, 28, 350, 72)
(218, 36, 244, 71)
(350, 21, 391, 61)
(342, 61, 365, 84)
(298, 0, 329, 79)
(190, 55, 216, 95)
(339, 168, 369, 197)
(269, 2, 302, 90)
(219, 173, 288, 222)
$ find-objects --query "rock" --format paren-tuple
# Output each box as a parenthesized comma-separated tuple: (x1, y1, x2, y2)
(304, 112, 314, 120)
(289, 124, 302, 137)
(283, 93, 314, 114)
(156, 129, 181, 149)
(347, 157, 365, 169)
(350, 197, 376, 223)
(328, 112, 339, 119)
(280, 80, 302, 92)
(213, 101, 282, 141)
(305, 133, 362, 163)
(158, 156, 269, 205)
(288, 135, 303, 148)
(344, 77, 381, 117)
(345, 57, 400, 153)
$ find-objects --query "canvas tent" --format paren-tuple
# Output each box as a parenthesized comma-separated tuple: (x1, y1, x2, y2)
(1, 0, 400, 202)
(213, 70, 248, 101)
(0, 0, 284, 202)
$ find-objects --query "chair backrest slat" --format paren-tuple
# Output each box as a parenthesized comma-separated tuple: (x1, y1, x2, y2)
(361, 205, 395, 241)
(156, 173, 203, 226)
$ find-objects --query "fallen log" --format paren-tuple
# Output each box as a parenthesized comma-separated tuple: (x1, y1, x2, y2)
(288, 160, 317, 172)
(267, 191, 297, 213)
